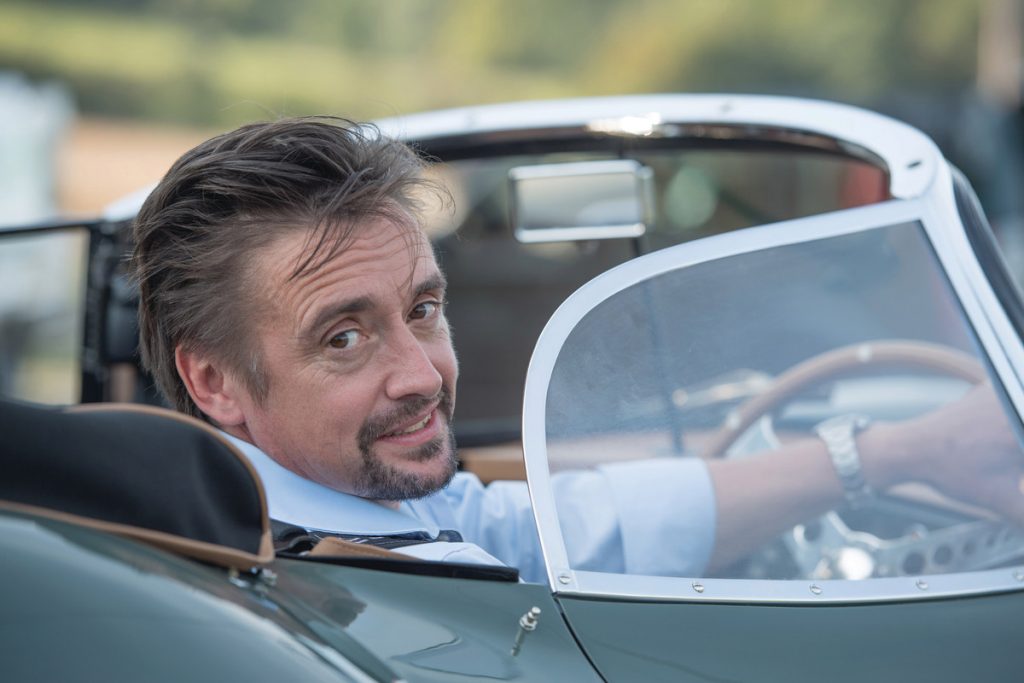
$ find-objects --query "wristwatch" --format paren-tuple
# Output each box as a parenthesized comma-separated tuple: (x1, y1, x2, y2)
(813, 413, 873, 508)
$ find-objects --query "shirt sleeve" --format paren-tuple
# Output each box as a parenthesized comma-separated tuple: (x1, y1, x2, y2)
(432, 474, 548, 583)
(595, 457, 715, 577)
(435, 458, 716, 583)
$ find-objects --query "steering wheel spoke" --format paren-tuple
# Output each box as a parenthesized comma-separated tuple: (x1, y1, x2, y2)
(785, 510, 1024, 579)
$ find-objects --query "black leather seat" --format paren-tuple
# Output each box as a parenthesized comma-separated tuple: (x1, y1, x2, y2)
(0, 398, 273, 568)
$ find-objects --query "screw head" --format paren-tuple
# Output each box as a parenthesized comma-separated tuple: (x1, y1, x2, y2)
(809, 584, 823, 595)
(557, 573, 571, 585)
(1013, 570, 1024, 582)
(691, 582, 705, 594)
(916, 579, 929, 591)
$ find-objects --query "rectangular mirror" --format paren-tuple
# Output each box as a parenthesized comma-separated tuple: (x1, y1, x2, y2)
(509, 160, 653, 243)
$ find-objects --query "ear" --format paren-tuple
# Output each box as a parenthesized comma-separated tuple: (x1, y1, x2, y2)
(175, 346, 246, 426)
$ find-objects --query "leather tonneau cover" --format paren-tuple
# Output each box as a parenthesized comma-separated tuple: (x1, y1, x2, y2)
(0, 399, 273, 568)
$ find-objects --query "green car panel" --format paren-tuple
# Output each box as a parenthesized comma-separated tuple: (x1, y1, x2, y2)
(0, 511, 602, 682)
(1, 513, 357, 682)
(273, 558, 602, 682)
(559, 592, 1024, 682)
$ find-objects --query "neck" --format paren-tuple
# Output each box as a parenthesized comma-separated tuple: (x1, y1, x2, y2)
(218, 424, 405, 510)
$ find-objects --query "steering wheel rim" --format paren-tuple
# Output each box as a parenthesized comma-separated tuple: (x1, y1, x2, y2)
(701, 339, 987, 460)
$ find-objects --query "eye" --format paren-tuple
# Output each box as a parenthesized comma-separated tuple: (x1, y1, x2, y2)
(327, 329, 363, 350)
(409, 300, 444, 321)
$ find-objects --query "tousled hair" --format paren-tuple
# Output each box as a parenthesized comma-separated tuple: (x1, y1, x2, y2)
(131, 116, 444, 419)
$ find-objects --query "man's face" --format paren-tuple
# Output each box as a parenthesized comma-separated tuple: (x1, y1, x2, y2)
(227, 217, 458, 501)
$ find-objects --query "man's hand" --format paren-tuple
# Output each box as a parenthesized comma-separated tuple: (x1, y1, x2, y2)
(864, 383, 1024, 526)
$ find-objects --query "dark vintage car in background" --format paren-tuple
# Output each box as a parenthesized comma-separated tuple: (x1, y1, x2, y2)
(3, 95, 1024, 681)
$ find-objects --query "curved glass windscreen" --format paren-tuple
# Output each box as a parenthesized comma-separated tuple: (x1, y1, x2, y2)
(544, 221, 1024, 583)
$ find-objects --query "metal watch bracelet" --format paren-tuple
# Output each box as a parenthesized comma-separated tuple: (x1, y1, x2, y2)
(813, 413, 874, 508)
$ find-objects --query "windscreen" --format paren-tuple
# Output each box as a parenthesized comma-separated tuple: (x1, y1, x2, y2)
(544, 221, 1024, 583)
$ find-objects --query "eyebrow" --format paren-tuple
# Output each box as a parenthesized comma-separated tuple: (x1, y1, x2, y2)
(413, 273, 447, 299)
(302, 272, 448, 340)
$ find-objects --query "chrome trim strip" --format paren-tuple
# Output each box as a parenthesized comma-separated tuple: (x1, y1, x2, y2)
(522, 168, 1024, 602)
(561, 566, 1024, 604)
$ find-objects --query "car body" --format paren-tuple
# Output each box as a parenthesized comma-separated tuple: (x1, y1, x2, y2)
(3, 94, 1024, 681)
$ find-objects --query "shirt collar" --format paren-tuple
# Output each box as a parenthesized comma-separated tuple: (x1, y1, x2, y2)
(223, 433, 439, 538)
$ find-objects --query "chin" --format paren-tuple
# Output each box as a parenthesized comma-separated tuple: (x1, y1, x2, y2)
(358, 434, 458, 501)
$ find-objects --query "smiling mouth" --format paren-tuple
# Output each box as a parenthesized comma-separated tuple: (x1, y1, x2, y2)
(359, 389, 454, 454)
(387, 412, 432, 436)
(381, 406, 439, 439)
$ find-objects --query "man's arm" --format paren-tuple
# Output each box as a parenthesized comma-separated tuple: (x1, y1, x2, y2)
(706, 383, 1024, 572)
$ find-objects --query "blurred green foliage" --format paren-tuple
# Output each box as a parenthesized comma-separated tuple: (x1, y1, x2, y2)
(0, 0, 982, 125)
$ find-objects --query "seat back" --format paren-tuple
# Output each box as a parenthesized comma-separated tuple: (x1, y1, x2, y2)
(0, 399, 273, 569)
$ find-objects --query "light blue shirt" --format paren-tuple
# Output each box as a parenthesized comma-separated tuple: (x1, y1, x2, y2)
(226, 435, 716, 583)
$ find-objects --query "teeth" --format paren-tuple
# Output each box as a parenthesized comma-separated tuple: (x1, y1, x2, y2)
(393, 414, 430, 435)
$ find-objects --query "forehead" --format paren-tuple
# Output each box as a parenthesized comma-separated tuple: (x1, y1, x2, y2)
(253, 217, 439, 320)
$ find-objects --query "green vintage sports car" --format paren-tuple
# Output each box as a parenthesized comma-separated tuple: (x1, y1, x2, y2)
(4, 95, 1024, 681)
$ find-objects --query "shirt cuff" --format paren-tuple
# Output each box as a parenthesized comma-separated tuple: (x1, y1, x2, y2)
(597, 457, 716, 577)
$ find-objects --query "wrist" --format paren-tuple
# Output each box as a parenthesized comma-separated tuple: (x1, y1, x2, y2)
(857, 420, 917, 490)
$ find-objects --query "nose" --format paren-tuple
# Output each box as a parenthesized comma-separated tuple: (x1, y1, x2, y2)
(383, 325, 444, 401)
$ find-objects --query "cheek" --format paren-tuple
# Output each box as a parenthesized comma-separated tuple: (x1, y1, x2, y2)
(286, 366, 381, 431)
(255, 385, 364, 460)
(250, 369, 333, 442)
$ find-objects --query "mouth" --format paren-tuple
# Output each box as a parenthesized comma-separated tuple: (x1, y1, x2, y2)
(376, 405, 442, 448)
(385, 409, 434, 437)
(358, 387, 455, 456)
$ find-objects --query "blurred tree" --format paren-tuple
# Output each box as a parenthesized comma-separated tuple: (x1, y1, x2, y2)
(0, 0, 995, 125)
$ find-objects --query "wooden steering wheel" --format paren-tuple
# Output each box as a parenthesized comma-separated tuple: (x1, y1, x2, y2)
(701, 339, 986, 459)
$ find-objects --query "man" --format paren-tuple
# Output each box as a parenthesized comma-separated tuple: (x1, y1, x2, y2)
(132, 117, 1024, 583)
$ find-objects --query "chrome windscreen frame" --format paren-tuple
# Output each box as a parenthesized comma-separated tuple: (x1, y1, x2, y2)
(519, 102, 1024, 604)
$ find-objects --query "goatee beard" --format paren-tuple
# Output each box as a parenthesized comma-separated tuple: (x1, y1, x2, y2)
(352, 386, 458, 501)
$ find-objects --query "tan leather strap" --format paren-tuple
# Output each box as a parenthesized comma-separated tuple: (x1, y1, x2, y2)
(308, 536, 415, 561)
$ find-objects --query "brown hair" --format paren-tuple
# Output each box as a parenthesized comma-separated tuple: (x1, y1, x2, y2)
(131, 116, 443, 419)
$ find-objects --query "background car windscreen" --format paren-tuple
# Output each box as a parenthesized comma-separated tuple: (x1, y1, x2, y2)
(0, 228, 88, 404)
(544, 221, 1024, 583)
(422, 146, 888, 444)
